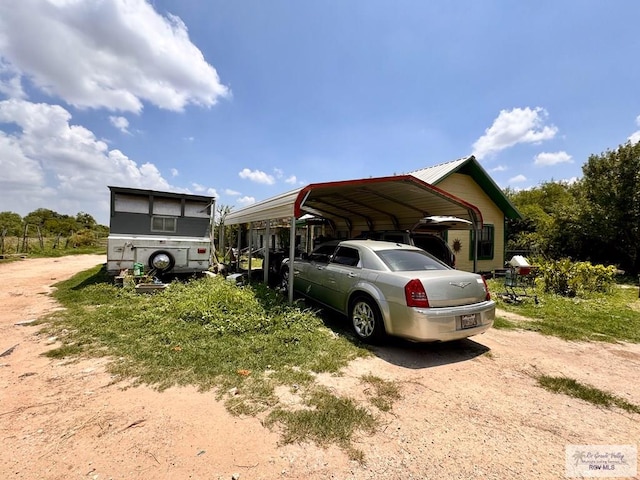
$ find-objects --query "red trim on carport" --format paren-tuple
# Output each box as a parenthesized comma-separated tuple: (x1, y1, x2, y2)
(293, 174, 483, 225)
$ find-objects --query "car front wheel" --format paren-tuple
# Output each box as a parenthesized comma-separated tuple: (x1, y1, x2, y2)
(350, 295, 385, 343)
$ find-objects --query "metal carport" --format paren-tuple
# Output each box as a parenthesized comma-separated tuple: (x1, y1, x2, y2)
(223, 174, 483, 302)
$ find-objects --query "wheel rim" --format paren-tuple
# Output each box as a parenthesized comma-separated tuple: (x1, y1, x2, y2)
(352, 301, 375, 338)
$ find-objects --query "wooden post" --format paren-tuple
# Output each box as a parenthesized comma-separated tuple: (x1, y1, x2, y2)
(37, 226, 44, 249)
(21, 224, 29, 253)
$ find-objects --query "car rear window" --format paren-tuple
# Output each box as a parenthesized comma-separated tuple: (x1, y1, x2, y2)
(376, 249, 449, 272)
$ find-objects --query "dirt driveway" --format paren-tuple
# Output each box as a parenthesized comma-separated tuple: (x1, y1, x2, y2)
(1, 255, 639, 479)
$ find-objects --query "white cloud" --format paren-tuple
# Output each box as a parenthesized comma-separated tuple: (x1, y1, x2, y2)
(508, 174, 527, 184)
(472, 107, 558, 160)
(238, 168, 275, 185)
(189, 184, 217, 198)
(237, 196, 256, 206)
(0, 99, 176, 222)
(0, 0, 229, 112)
(489, 165, 507, 172)
(224, 188, 240, 196)
(274, 167, 284, 178)
(561, 176, 579, 185)
(109, 115, 130, 134)
(0, 60, 25, 98)
(285, 175, 298, 185)
(628, 115, 640, 144)
(534, 151, 573, 166)
(170, 168, 179, 177)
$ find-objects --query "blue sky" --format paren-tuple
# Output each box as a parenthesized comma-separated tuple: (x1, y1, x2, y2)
(1, 0, 639, 225)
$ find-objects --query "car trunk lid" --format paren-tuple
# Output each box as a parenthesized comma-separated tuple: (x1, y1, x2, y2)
(403, 270, 489, 307)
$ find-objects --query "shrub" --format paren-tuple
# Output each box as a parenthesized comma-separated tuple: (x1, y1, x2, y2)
(535, 257, 617, 297)
(68, 230, 99, 247)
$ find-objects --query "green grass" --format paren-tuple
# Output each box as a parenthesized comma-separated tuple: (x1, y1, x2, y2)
(44, 265, 385, 456)
(361, 374, 402, 412)
(1, 235, 106, 258)
(537, 375, 640, 414)
(265, 387, 377, 461)
(488, 279, 640, 343)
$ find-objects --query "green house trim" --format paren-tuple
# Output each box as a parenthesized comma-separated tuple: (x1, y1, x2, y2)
(431, 156, 522, 220)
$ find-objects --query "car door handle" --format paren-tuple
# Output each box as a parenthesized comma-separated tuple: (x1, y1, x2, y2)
(347, 272, 358, 278)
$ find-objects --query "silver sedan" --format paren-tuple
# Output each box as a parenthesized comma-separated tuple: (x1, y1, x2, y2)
(283, 239, 495, 343)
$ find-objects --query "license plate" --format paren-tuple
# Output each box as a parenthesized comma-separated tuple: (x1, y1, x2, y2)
(460, 314, 478, 329)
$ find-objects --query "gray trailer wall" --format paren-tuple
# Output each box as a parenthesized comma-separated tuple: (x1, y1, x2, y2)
(109, 212, 210, 237)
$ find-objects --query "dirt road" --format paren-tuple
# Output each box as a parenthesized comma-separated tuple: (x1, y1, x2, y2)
(1, 256, 639, 479)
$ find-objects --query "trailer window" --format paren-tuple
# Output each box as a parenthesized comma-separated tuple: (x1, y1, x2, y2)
(151, 216, 177, 233)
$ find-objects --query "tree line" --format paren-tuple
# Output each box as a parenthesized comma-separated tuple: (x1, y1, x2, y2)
(1, 141, 638, 274)
(506, 141, 640, 276)
(0, 208, 109, 238)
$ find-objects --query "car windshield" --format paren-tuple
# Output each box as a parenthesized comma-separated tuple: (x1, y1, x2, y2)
(376, 248, 449, 272)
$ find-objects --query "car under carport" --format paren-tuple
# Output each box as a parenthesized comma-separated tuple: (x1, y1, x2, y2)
(223, 174, 484, 303)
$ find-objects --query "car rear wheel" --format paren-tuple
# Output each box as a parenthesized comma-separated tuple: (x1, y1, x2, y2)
(350, 295, 385, 343)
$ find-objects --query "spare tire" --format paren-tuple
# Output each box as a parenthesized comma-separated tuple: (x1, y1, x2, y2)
(148, 250, 175, 273)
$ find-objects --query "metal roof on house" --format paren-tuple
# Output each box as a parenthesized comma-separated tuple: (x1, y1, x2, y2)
(410, 156, 522, 219)
(410, 157, 469, 184)
(224, 174, 483, 232)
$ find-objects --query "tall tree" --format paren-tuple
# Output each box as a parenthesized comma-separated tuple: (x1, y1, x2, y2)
(76, 212, 97, 229)
(580, 141, 640, 274)
(0, 211, 23, 236)
(505, 181, 582, 257)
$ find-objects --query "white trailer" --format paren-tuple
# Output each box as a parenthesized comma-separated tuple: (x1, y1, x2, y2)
(106, 186, 215, 276)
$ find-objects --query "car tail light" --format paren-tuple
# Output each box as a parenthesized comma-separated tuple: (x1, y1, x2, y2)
(405, 279, 429, 307)
(482, 276, 491, 301)
(197, 248, 207, 254)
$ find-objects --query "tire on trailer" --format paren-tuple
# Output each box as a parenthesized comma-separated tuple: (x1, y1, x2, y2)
(148, 250, 175, 273)
(349, 294, 386, 343)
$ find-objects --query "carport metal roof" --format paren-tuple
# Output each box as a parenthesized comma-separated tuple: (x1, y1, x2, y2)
(224, 174, 483, 231)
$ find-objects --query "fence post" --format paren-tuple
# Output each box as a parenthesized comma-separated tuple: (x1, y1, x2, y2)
(20, 224, 29, 253)
(37, 226, 44, 249)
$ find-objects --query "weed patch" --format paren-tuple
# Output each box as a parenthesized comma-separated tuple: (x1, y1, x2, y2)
(487, 279, 640, 343)
(45, 266, 385, 456)
(537, 375, 640, 414)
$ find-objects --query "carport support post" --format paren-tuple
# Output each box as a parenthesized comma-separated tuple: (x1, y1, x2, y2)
(236, 228, 242, 273)
(474, 230, 478, 273)
(473, 221, 479, 273)
(288, 216, 296, 304)
(248, 222, 253, 283)
(264, 220, 271, 284)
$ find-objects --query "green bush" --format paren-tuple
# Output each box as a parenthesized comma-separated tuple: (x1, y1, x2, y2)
(68, 230, 99, 247)
(535, 257, 617, 297)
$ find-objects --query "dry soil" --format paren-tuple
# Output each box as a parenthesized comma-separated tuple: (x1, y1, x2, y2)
(1, 255, 639, 479)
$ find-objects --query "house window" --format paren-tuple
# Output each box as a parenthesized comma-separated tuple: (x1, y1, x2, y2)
(151, 216, 177, 233)
(470, 225, 494, 260)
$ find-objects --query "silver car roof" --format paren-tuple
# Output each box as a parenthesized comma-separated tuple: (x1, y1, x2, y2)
(336, 239, 422, 252)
